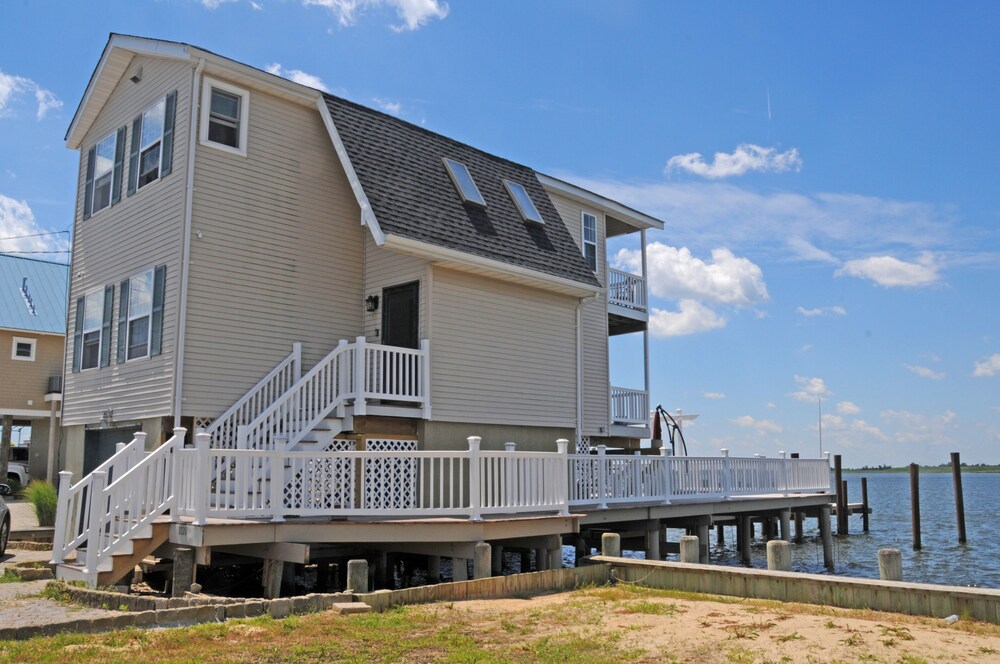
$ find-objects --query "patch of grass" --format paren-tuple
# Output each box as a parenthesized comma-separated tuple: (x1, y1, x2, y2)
(897, 656, 929, 664)
(979, 646, 999, 655)
(23, 480, 57, 527)
(773, 631, 803, 643)
(619, 600, 678, 616)
(726, 624, 760, 640)
(878, 624, 914, 641)
(0, 568, 22, 583)
(840, 632, 864, 647)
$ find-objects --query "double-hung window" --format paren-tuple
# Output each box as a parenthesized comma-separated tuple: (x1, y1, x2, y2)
(582, 212, 598, 271)
(200, 78, 250, 156)
(91, 132, 117, 214)
(80, 290, 104, 370)
(125, 269, 153, 360)
(138, 98, 165, 189)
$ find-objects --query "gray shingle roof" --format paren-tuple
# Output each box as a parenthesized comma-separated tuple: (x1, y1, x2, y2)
(324, 95, 600, 288)
(0, 254, 69, 334)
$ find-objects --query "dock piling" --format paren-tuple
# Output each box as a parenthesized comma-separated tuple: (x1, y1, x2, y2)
(738, 515, 752, 565)
(951, 452, 967, 544)
(840, 480, 849, 535)
(834, 455, 847, 535)
(861, 477, 870, 532)
(819, 505, 834, 569)
(910, 463, 922, 550)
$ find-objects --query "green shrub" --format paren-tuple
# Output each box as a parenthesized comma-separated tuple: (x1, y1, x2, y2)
(24, 480, 57, 527)
(5, 478, 24, 499)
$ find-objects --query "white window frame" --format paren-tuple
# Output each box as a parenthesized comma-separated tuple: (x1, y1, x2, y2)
(137, 97, 167, 190)
(11, 337, 36, 362)
(80, 289, 104, 371)
(126, 267, 155, 361)
(200, 77, 250, 157)
(91, 131, 117, 215)
(582, 211, 598, 272)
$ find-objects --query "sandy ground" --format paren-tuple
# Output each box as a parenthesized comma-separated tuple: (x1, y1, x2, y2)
(423, 587, 1000, 663)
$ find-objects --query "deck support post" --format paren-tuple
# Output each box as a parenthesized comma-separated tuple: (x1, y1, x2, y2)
(534, 547, 548, 570)
(474, 542, 492, 579)
(697, 520, 710, 564)
(427, 555, 441, 583)
(451, 557, 468, 581)
(739, 515, 752, 565)
(491, 545, 503, 576)
(263, 558, 284, 598)
(574, 536, 589, 564)
(172, 547, 195, 598)
(347, 559, 369, 592)
(373, 552, 388, 589)
(819, 505, 834, 569)
(716, 524, 725, 546)
(520, 550, 531, 573)
(779, 509, 791, 542)
(547, 546, 562, 571)
(679, 535, 699, 563)
(281, 562, 297, 596)
(645, 521, 661, 561)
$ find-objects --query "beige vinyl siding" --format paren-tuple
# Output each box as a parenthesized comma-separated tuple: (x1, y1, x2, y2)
(429, 268, 576, 428)
(0, 331, 63, 411)
(548, 192, 610, 435)
(63, 55, 191, 426)
(182, 81, 365, 417)
(362, 235, 430, 343)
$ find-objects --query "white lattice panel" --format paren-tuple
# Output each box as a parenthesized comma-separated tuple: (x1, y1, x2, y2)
(284, 439, 357, 510)
(363, 438, 418, 510)
(194, 417, 213, 432)
(576, 436, 592, 454)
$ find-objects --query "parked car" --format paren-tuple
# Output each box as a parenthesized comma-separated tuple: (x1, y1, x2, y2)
(6, 462, 30, 486)
(0, 483, 10, 556)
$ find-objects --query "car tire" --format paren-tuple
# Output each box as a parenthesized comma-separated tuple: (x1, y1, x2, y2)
(0, 517, 9, 557)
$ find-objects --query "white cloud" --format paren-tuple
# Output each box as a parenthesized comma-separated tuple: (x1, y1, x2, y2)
(0, 70, 62, 120)
(881, 409, 958, 445)
(904, 364, 944, 380)
(648, 299, 726, 338)
(615, 243, 768, 308)
(790, 375, 830, 402)
(303, 0, 448, 31)
(820, 414, 889, 443)
(703, 392, 726, 400)
(666, 144, 802, 179)
(973, 354, 1000, 378)
(796, 305, 846, 318)
(0, 194, 68, 255)
(265, 63, 329, 92)
(200, 0, 263, 8)
(837, 401, 860, 415)
(372, 97, 402, 116)
(766, 402, 777, 409)
(733, 415, 783, 434)
(836, 252, 940, 287)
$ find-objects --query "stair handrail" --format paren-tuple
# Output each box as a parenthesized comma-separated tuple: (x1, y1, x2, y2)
(203, 343, 301, 448)
(239, 339, 354, 451)
(51, 433, 146, 565)
(84, 428, 186, 573)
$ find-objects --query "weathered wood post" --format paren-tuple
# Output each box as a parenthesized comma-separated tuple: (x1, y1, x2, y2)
(601, 532, 621, 557)
(779, 509, 791, 542)
(790, 453, 804, 542)
(861, 477, 870, 533)
(738, 515, 752, 565)
(910, 463, 921, 550)
(452, 558, 469, 581)
(766, 540, 791, 571)
(840, 480, 849, 535)
(426, 555, 441, 583)
(834, 454, 846, 535)
(716, 524, 725, 546)
(171, 547, 196, 598)
(878, 548, 902, 581)
(819, 505, 834, 569)
(645, 520, 661, 561)
(697, 519, 711, 563)
(679, 535, 700, 563)
(951, 452, 967, 544)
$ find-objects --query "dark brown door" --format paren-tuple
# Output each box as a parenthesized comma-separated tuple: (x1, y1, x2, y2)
(381, 282, 419, 349)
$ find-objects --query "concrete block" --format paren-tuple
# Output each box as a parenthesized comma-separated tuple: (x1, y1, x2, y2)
(225, 603, 247, 619)
(268, 598, 292, 619)
(196, 605, 219, 623)
(332, 602, 372, 615)
(290, 595, 316, 614)
(133, 610, 157, 627)
(244, 601, 265, 617)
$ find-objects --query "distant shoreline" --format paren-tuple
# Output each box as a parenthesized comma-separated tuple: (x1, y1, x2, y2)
(845, 465, 1000, 473)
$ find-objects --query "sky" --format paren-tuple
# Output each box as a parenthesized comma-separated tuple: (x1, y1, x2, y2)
(1, 1, 998, 466)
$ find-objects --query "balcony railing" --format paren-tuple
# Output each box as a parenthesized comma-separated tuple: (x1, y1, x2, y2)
(611, 386, 649, 426)
(608, 268, 647, 313)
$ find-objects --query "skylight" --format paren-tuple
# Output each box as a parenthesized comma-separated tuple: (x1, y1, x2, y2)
(504, 180, 544, 224)
(443, 158, 486, 207)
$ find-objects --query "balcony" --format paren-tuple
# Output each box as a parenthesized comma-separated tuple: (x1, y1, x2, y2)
(610, 385, 649, 426)
(607, 268, 647, 335)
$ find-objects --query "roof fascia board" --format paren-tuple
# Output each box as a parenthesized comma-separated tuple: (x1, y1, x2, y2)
(316, 97, 386, 245)
(66, 35, 192, 148)
(536, 173, 664, 231)
(200, 56, 318, 106)
(0, 326, 64, 337)
(383, 233, 600, 298)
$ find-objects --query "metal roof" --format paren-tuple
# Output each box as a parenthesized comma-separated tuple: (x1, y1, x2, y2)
(0, 254, 69, 334)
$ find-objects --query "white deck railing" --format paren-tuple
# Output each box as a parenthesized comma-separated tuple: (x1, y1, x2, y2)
(237, 337, 430, 451)
(204, 344, 301, 449)
(608, 267, 647, 313)
(610, 386, 649, 426)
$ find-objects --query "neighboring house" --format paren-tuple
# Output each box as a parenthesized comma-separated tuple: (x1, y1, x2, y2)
(0, 254, 67, 482)
(61, 34, 659, 476)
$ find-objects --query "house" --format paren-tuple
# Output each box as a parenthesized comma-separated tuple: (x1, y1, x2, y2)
(0, 254, 67, 483)
(52, 35, 833, 591)
(59, 34, 659, 475)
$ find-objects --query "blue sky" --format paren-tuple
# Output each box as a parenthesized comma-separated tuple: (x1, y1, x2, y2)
(1, 1, 998, 465)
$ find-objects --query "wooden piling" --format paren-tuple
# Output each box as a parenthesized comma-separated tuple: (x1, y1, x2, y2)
(910, 463, 921, 550)
(716, 524, 725, 546)
(834, 455, 846, 535)
(951, 452, 967, 544)
(861, 477, 870, 532)
(738, 515, 752, 565)
(840, 480, 849, 535)
(819, 505, 834, 569)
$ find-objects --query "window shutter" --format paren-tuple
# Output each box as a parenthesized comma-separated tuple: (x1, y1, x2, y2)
(100, 284, 114, 368)
(71, 296, 85, 373)
(111, 125, 127, 205)
(83, 147, 96, 220)
(150, 265, 166, 357)
(127, 115, 141, 196)
(161, 90, 177, 177)
(116, 278, 130, 364)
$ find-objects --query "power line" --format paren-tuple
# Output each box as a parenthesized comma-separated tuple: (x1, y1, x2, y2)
(0, 230, 70, 241)
(0, 250, 71, 254)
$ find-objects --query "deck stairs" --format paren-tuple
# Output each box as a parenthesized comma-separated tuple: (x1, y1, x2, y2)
(55, 521, 169, 587)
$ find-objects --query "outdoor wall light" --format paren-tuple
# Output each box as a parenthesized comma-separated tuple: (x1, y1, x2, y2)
(365, 295, 380, 312)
